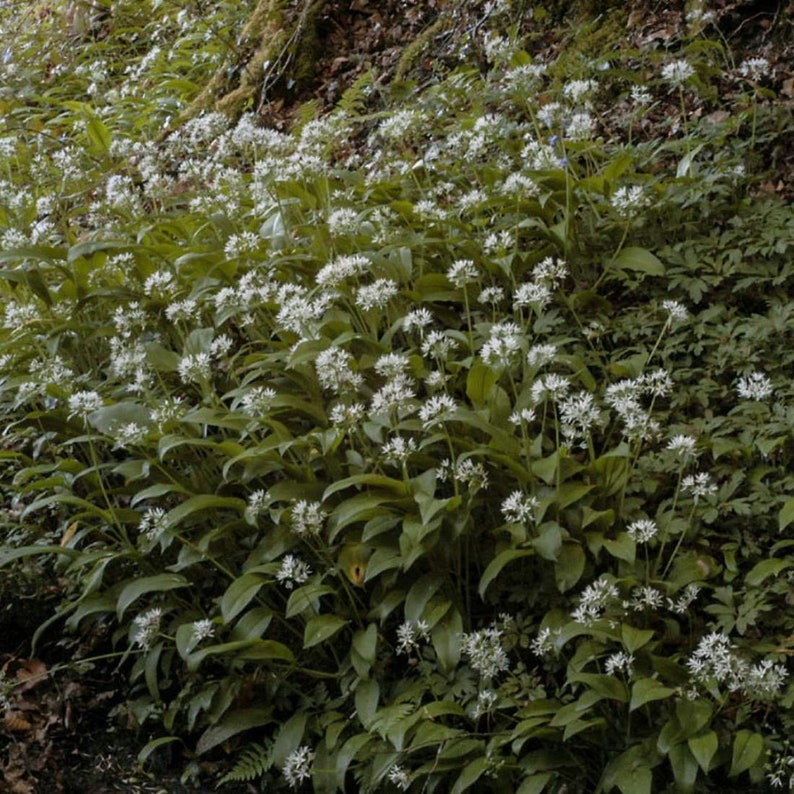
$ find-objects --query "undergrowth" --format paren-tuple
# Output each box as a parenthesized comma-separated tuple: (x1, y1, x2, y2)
(0, 0, 793, 792)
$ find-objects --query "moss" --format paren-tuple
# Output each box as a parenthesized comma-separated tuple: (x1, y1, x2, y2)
(395, 15, 449, 83)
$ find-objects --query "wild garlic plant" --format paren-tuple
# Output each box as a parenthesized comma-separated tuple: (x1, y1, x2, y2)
(0, 1, 793, 791)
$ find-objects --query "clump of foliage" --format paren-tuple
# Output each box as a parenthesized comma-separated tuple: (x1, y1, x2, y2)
(1, 0, 793, 791)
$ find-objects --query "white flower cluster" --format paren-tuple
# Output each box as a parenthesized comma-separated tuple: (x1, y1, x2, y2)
(571, 577, 619, 626)
(275, 555, 312, 589)
(290, 500, 326, 536)
(461, 625, 510, 679)
(396, 620, 430, 655)
(736, 370, 773, 401)
(687, 632, 788, 699)
(132, 608, 163, 650)
(283, 745, 314, 788)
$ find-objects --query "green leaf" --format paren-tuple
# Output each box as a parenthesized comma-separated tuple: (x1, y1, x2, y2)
(534, 523, 563, 561)
(612, 246, 665, 276)
(669, 743, 698, 792)
(780, 497, 794, 531)
(196, 708, 273, 755)
(451, 757, 490, 794)
(555, 542, 585, 592)
(516, 773, 554, 794)
(116, 573, 189, 618)
(221, 572, 269, 623)
(165, 494, 247, 528)
(466, 359, 499, 407)
(478, 548, 534, 598)
(354, 679, 379, 728)
(621, 624, 655, 654)
(272, 713, 308, 767)
(137, 736, 183, 766)
(629, 678, 675, 711)
(687, 731, 718, 773)
(303, 615, 348, 648)
(745, 557, 793, 586)
(729, 730, 764, 778)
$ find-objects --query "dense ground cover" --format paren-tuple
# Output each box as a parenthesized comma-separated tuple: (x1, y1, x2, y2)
(0, 0, 793, 791)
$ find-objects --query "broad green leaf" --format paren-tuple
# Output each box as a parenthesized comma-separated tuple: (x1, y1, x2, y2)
(354, 679, 379, 729)
(745, 557, 792, 586)
(116, 573, 189, 618)
(555, 542, 585, 592)
(534, 523, 563, 561)
(165, 494, 247, 528)
(432, 608, 462, 675)
(629, 678, 675, 711)
(304, 614, 348, 648)
(613, 246, 665, 276)
(272, 713, 308, 767)
(779, 497, 794, 531)
(466, 359, 498, 407)
(478, 548, 534, 598)
(688, 731, 718, 773)
(729, 730, 764, 778)
(621, 624, 655, 653)
(196, 708, 273, 755)
(221, 572, 269, 623)
(517, 772, 554, 794)
(137, 736, 182, 766)
(451, 757, 489, 794)
(669, 743, 698, 792)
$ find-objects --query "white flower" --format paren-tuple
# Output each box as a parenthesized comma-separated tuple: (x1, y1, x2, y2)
(530, 374, 569, 404)
(387, 765, 411, 791)
(239, 385, 277, 416)
(327, 207, 360, 235)
(356, 279, 398, 311)
(370, 375, 417, 417)
(739, 57, 770, 81)
(403, 307, 433, 334)
(177, 352, 212, 384)
(667, 434, 697, 459)
(526, 344, 558, 368)
(165, 298, 198, 323)
(736, 371, 773, 401)
(530, 627, 554, 657)
(563, 78, 598, 104)
(245, 490, 269, 524)
(447, 259, 478, 288)
(667, 583, 700, 614)
(461, 626, 509, 679)
(381, 436, 418, 466)
(418, 394, 457, 429)
(571, 577, 619, 625)
(396, 620, 430, 654)
(290, 501, 326, 536)
(661, 59, 695, 86)
(662, 299, 688, 324)
(559, 391, 600, 445)
(276, 555, 312, 589)
(191, 619, 215, 645)
(316, 254, 370, 288)
(611, 186, 647, 215)
(421, 330, 457, 360)
(113, 422, 147, 449)
(374, 353, 410, 379)
(508, 407, 536, 425)
(630, 586, 665, 611)
(139, 507, 169, 543)
(68, 390, 103, 420)
(283, 746, 315, 788)
(626, 519, 658, 543)
(315, 347, 362, 393)
(682, 471, 717, 502)
(329, 402, 366, 427)
(566, 112, 595, 141)
(514, 282, 552, 311)
(630, 85, 652, 105)
(472, 688, 498, 718)
(501, 491, 539, 524)
(132, 608, 163, 650)
(604, 651, 634, 677)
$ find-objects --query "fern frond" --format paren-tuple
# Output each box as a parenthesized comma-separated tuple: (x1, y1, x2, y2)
(218, 741, 272, 784)
(335, 70, 377, 117)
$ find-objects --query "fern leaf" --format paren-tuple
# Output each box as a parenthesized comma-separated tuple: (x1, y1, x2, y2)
(218, 741, 272, 784)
